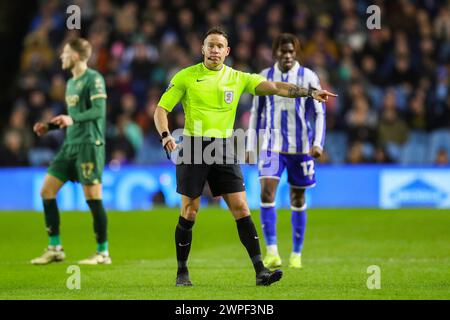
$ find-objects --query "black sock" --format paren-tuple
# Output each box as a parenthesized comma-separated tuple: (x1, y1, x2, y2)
(86, 200, 108, 244)
(236, 215, 265, 274)
(175, 216, 194, 275)
(43, 199, 60, 237)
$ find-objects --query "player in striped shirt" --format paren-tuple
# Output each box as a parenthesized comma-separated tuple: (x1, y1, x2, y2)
(247, 33, 326, 269)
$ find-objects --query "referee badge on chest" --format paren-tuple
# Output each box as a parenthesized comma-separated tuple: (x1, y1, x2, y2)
(224, 91, 234, 104)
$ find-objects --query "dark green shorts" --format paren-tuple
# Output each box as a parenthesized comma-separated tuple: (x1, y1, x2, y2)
(48, 143, 105, 185)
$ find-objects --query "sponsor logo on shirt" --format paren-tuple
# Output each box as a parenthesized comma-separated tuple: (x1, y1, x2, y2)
(76, 81, 84, 90)
(66, 95, 79, 107)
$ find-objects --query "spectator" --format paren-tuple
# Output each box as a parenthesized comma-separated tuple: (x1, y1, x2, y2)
(435, 148, 449, 166)
(4, 106, 34, 153)
(345, 97, 377, 144)
(0, 130, 29, 167)
(347, 141, 367, 164)
(6, 0, 450, 166)
(374, 145, 393, 164)
(20, 29, 54, 73)
(27, 90, 48, 125)
(377, 106, 409, 146)
(406, 92, 429, 131)
(107, 115, 136, 164)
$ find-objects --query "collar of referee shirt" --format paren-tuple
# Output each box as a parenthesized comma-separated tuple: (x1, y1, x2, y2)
(202, 62, 225, 72)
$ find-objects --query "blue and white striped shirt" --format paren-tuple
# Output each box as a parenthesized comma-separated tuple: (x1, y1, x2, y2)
(247, 61, 326, 154)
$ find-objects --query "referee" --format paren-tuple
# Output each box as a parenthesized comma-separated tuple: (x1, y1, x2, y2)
(154, 27, 336, 287)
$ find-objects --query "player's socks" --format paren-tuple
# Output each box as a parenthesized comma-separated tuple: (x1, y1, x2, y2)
(97, 241, 109, 256)
(236, 215, 265, 274)
(43, 199, 61, 246)
(34, 199, 64, 265)
(291, 205, 307, 254)
(261, 204, 282, 268)
(49, 235, 62, 247)
(260, 204, 277, 246)
(175, 216, 194, 275)
(87, 199, 108, 252)
(267, 244, 279, 255)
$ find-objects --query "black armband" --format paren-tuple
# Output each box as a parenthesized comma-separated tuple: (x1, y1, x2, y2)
(47, 123, 59, 131)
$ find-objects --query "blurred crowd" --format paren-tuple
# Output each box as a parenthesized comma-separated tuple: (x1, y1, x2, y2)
(1, 0, 450, 167)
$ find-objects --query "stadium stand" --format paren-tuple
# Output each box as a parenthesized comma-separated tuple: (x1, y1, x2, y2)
(2, 0, 449, 166)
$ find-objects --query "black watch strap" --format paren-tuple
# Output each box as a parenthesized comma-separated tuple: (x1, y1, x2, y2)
(160, 131, 173, 160)
(160, 131, 170, 142)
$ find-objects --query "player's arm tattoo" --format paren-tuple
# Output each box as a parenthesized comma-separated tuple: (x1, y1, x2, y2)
(287, 85, 309, 98)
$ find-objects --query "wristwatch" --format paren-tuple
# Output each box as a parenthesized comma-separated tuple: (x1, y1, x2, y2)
(160, 131, 169, 141)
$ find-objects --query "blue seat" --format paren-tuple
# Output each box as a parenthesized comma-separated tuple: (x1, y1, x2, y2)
(324, 131, 348, 164)
(362, 142, 375, 159)
(428, 129, 450, 163)
(400, 130, 429, 165)
(135, 136, 169, 165)
(386, 142, 404, 163)
(28, 148, 56, 166)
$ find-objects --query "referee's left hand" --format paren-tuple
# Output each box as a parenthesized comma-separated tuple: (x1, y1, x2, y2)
(162, 135, 177, 152)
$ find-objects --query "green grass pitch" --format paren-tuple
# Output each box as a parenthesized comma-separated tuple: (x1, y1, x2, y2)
(0, 208, 449, 299)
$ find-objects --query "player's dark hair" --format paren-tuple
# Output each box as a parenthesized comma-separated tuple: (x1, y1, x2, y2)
(67, 38, 92, 61)
(205, 26, 229, 41)
(272, 33, 301, 59)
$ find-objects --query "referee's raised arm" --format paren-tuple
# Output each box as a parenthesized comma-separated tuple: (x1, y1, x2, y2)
(255, 80, 337, 102)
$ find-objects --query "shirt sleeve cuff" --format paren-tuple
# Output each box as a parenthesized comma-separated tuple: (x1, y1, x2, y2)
(90, 94, 107, 100)
(158, 104, 173, 112)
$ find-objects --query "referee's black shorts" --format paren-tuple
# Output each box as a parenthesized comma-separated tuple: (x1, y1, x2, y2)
(175, 136, 245, 198)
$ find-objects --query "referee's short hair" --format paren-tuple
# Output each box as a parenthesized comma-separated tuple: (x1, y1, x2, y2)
(272, 33, 301, 59)
(205, 26, 229, 41)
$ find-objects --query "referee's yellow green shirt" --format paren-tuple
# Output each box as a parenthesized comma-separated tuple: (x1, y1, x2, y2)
(158, 62, 266, 138)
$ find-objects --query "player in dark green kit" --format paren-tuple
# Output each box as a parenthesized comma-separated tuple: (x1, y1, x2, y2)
(31, 38, 111, 265)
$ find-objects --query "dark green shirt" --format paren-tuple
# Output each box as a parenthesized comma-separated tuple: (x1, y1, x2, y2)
(64, 68, 107, 145)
